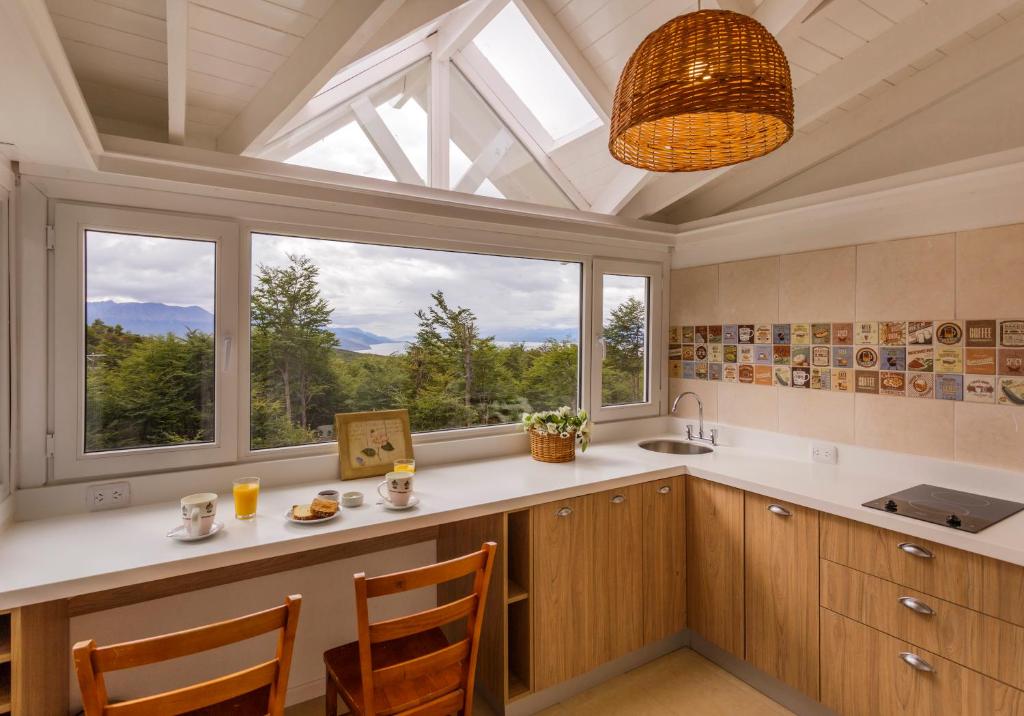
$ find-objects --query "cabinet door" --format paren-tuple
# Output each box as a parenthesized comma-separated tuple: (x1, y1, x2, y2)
(686, 477, 745, 658)
(594, 485, 644, 664)
(821, 609, 1024, 716)
(744, 492, 820, 699)
(642, 476, 686, 644)
(532, 494, 598, 690)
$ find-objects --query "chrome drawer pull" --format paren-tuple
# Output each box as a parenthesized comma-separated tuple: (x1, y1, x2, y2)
(898, 596, 935, 616)
(556, 506, 573, 518)
(657, 485, 671, 495)
(611, 494, 626, 504)
(898, 542, 934, 559)
(899, 651, 936, 673)
(767, 504, 792, 517)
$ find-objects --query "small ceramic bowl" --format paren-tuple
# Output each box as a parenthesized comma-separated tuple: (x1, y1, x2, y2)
(317, 489, 340, 503)
(341, 491, 364, 508)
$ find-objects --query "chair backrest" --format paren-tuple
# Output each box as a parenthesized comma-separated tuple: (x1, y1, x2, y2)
(73, 594, 302, 716)
(354, 542, 497, 716)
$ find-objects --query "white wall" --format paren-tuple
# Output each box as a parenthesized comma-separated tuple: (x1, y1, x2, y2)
(68, 540, 438, 711)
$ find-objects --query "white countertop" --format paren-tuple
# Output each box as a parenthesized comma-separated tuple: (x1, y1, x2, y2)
(3, 433, 1024, 610)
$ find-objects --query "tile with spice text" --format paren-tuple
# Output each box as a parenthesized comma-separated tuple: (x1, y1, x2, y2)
(999, 349, 1024, 376)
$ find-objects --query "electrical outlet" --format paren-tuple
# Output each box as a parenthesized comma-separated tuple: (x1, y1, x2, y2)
(86, 481, 131, 511)
(811, 443, 838, 465)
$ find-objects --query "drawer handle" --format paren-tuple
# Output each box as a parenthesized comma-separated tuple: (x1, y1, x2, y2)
(657, 485, 671, 495)
(611, 494, 626, 504)
(899, 651, 936, 673)
(898, 596, 935, 616)
(767, 504, 792, 517)
(556, 506, 573, 518)
(898, 542, 934, 559)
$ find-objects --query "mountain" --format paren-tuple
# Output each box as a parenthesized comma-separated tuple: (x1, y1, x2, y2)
(331, 326, 396, 351)
(490, 326, 579, 343)
(87, 301, 214, 337)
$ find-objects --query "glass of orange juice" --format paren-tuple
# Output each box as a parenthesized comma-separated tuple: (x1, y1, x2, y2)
(232, 476, 260, 519)
(393, 459, 415, 474)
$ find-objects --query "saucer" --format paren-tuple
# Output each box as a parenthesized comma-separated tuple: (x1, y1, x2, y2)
(381, 495, 419, 511)
(285, 508, 341, 524)
(167, 521, 224, 542)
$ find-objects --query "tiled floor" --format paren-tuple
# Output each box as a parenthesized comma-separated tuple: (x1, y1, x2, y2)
(288, 648, 792, 715)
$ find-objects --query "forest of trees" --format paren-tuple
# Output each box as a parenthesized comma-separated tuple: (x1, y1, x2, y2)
(84, 254, 646, 452)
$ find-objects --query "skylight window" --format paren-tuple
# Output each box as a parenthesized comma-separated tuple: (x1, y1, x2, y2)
(473, 2, 600, 141)
(285, 121, 395, 181)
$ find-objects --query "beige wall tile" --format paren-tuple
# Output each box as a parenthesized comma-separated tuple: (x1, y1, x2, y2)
(668, 378, 718, 422)
(779, 247, 856, 322)
(954, 402, 1024, 472)
(718, 257, 780, 324)
(670, 265, 720, 325)
(856, 234, 955, 319)
(956, 224, 1024, 318)
(778, 389, 855, 443)
(854, 394, 955, 459)
(717, 382, 779, 431)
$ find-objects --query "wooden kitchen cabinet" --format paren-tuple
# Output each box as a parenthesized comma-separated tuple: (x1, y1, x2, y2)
(744, 492, 819, 699)
(821, 609, 1024, 715)
(642, 476, 686, 644)
(686, 476, 745, 658)
(532, 493, 600, 690)
(593, 484, 645, 665)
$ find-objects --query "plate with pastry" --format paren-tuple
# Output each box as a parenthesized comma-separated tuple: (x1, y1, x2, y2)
(286, 496, 341, 524)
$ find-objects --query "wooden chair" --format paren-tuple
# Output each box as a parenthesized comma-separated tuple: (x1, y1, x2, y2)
(324, 542, 497, 716)
(73, 594, 302, 716)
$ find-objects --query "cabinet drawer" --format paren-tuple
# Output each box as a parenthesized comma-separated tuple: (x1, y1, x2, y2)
(820, 513, 984, 611)
(821, 609, 1024, 716)
(822, 560, 1024, 690)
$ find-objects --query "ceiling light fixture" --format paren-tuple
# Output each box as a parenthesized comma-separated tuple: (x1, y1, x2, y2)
(609, 4, 794, 172)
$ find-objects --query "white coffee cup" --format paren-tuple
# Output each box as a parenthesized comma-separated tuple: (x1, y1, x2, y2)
(377, 472, 413, 506)
(181, 492, 218, 537)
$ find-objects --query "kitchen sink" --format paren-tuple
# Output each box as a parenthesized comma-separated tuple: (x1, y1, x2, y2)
(638, 439, 713, 455)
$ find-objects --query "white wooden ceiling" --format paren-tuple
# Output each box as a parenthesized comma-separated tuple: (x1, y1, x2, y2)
(37, 0, 1024, 223)
(44, 0, 334, 146)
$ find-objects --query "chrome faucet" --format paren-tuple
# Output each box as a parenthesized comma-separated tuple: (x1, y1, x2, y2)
(670, 391, 718, 446)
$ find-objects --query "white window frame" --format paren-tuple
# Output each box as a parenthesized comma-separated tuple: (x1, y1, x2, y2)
(239, 221, 592, 459)
(51, 204, 240, 480)
(589, 258, 664, 422)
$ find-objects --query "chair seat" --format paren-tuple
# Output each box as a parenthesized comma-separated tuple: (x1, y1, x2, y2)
(324, 628, 465, 716)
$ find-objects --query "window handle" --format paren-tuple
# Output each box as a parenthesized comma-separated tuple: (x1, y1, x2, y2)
(223, 336, 232, 371)
(597, 336, 606, 361)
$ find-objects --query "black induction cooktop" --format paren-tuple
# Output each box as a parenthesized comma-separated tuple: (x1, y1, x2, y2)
(863, 483, 1024, 533)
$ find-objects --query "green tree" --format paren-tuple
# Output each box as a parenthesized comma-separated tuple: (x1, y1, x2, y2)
(522, 340, 578, 409)
(602, 296, 647, 404)
(251, 254, 338, 431)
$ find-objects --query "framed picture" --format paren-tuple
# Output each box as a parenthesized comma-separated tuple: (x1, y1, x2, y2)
(334, 409, 414, 481)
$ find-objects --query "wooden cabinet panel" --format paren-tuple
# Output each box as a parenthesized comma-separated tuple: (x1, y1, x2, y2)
(594, 485, 644, 664)
(686, 477, 744, 658)
(983, 558, 1024, 628)
(821, 608, 1024, 716)
(642, 476, 686, 644)
(820, 513, 984, 611)
(532, 494, 598, 690)
(821, 559, 1024, 691)
(744, 493, 819, 699)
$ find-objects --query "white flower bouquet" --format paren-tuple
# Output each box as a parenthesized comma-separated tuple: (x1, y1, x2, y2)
(521, 406, 591, 455)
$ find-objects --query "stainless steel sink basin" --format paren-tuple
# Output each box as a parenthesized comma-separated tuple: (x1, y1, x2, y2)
(638, 439, 713, 455)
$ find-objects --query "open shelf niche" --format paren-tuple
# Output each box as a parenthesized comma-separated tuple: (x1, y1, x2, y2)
(505, 509, 532, 700)
(0, 611, 10, 715)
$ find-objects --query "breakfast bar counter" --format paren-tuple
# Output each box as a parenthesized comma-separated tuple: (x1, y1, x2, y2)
(4, 429, 1024, 611)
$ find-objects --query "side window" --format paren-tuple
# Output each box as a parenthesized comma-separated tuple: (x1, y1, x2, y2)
(52, 205, 238, 479)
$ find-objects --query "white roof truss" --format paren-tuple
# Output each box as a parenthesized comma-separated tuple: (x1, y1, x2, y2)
(165, 0, 187, 145)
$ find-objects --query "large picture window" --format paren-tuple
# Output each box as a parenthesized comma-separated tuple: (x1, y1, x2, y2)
(249, 233, 582, 449)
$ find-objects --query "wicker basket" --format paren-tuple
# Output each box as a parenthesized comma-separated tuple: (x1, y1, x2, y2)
(529, 429, 577, 463)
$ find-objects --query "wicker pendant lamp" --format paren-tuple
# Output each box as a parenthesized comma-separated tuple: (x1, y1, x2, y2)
(609, 7, 794, 172)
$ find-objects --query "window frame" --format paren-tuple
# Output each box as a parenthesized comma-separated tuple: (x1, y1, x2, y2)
(588, 258, 664, 423)
(237, 220, 592, 460)
(51, 203, 240, 481)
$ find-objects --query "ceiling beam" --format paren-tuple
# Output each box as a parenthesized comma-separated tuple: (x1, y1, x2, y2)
(217, 0, 406, 155)
(350, 96, 425, 185)
(618, 0, 818, 218)
(588, 166, 649, 215)
(435, 0, 506, 60)
(165, 0, 187, 145)
(665, 10, 1024, 222)
(455, 127, 515, 193)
